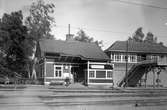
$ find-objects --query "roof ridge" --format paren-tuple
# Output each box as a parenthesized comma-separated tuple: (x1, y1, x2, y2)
(105, 40, 167, 54)
(38, 39, 109, 61)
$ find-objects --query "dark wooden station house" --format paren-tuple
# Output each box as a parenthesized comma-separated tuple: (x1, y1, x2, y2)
(35, 37, 113, 86)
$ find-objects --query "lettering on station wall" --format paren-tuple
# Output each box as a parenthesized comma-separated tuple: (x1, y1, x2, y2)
(89, 64, 113, 69)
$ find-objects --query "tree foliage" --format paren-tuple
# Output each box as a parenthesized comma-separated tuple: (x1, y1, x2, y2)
(0, 11, 28, 74)
(131, 27, 145, 42)
(74, 29, 103, 48)
(129, 27, 163, 45)
(25, 0, 55, 41)
(25, 0, 55, 58)
(25, 0, 55, 79)
(144, 32, 157, 43)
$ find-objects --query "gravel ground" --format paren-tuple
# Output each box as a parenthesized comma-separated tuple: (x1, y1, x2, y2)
(0, 84, 167, 110)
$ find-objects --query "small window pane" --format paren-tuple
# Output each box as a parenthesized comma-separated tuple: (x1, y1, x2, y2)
(96, 71, 106, 78)
(122, 54, 126, 62)
(59, 71, 62, 77)
(89, 71, 95, 78)
(129, 55, 136, 62)
(107, 71, 113, 78)
(55, 71, 58, 77)
(56, 67, 61, 70)
(115, 54, 121, 62)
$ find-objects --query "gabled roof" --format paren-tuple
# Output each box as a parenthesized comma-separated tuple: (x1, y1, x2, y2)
(105, 41, 167, 54)
(39, 39, 109, 61)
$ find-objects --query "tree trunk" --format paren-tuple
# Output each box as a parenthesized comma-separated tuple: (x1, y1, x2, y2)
(30, 41, 37, 79)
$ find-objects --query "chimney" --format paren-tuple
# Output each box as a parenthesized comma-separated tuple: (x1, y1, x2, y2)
(66, 24, 74, 41)
(66, 34, 74, 41)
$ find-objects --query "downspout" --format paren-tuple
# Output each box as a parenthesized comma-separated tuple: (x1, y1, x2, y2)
(152, 68, 155, 88)
(44, 57, 46, 85)
(87, 61, 90, 85)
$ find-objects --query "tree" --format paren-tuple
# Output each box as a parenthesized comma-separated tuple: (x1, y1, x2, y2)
(74, 29, 103, 48)
(131, 27, 145, 42)
(75, 29, 93, 42)
(129, 27, 164, 46)
(144, 32, 157, 43)
(0, 11, 28, 75)
(25, 0, 55, 79)
(25, 0, 55, 40)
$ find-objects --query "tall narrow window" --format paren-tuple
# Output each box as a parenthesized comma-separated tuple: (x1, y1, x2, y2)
(54, 66, 62, 78)
(111, 53, 114, 61)
(122, 54, 126, 62)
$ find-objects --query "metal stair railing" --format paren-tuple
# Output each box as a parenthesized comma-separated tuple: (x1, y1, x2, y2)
(118, 59, 157, 87)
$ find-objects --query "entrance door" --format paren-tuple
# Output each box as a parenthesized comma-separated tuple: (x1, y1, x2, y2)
(71, 66, 85, 83)
(71, 67, 78, 83)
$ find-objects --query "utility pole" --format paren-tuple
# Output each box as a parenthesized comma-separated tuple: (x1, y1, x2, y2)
(125, 40, 128, 87)
(144, 72, 147, 88)
(152, 68, 155, 88)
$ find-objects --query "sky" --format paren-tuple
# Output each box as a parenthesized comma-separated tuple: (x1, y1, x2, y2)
(1, 0, 167, 50)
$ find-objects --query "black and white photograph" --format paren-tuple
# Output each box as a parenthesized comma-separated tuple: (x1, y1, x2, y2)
(1, 0, 167, 110)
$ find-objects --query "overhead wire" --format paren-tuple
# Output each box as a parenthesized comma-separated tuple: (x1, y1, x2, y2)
(55, 25, 167, 38)
(112, 0, 167, 10)
(55, 25, 132, 35)
(54, 0, 167, 37)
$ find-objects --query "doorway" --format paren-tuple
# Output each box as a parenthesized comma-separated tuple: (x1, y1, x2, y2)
(71, 65, 85, 83)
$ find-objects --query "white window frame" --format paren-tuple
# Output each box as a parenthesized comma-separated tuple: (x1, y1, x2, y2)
(88, 69, 113, 79)
(111, 53, 114, 61)
(114, 53, 122, 62)
(106, 70, 113, 79)
(128, 54, 137, 63)
(54, 65, 63, 78)
(89, 70, 96, 78)
(122, 54, 126, 62)
(150, 55, 157, 61)
(95, 70, 106, 79)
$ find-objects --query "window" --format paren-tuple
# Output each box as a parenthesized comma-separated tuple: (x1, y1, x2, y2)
(96, 71, 106, 78)
(89, 71, 95, 78)
(114, 54, 121, 62)
(111, 53, 114, 61)
(54, 66, 62, 78)
(122, 54, 126, 62)
(150, 55, 157, 61)
(129, 55, 136, 62)
(107, 71, 113, 78)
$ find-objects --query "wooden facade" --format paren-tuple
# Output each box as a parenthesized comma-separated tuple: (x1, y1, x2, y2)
(36, 39, 113, 86)
(85, 62, 113, 85)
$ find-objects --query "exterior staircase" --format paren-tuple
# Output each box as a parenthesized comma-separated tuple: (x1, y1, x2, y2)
(118, 60, 157, 87)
